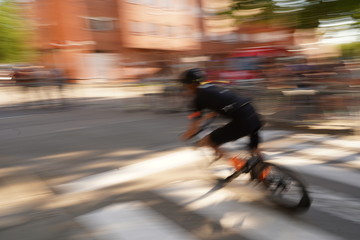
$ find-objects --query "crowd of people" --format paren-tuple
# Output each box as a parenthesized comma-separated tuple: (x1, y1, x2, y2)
(0, 64, 68, 107)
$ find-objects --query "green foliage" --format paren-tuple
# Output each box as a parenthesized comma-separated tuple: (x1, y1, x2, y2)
(340, 41, 360, 58)
(0, 0, 35, 63)
(225, 0, 360, 29)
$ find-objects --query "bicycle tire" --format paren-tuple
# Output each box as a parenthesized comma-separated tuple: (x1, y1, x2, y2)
(252, 162, 312, 212)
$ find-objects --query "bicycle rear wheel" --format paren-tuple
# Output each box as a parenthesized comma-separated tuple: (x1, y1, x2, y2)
(253, 162, 311, 212)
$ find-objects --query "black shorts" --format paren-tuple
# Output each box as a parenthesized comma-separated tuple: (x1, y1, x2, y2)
(209, 113, 262, 148)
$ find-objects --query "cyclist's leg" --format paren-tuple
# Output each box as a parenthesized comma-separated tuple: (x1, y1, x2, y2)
(198, 120, 244, 159)
(249, 129, 261, 156)
(198, 115, 262, 158)
(242, 111, 263, 156)
(197, 135, 225, 158)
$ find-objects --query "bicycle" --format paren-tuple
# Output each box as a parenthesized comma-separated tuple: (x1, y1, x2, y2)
(188, 117, 312, 212)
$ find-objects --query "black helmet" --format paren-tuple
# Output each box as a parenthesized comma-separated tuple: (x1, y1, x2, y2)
(179, 68, 206, 84)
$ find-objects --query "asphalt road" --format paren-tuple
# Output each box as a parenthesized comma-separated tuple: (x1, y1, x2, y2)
(0, 102, 359, 240)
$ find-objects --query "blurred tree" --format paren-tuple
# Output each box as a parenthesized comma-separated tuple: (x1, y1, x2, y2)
(0, 0, 35, 63)
(340, 42, 360, 59)
(223, 0, 360, 29)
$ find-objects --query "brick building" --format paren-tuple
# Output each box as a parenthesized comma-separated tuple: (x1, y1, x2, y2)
(25, 0, 294, 81)
(29, 0, 203, 80)
(198, 0, 240, 59)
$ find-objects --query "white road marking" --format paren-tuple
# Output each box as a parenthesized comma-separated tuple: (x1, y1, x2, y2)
(0, 115, 28, 120)
(222, 130, 294, 150)
(318, 138, 360, 150)
(155, 180, 344, 240)
(295, 147, 357, 159)
(60, 134, 360, 239)
(57, 136, 360, 195)
(259, 130, 294, 141)
(77, 201, 198, 240)
(56, 148, 203, 194)
(345, 157, 360, 168)
(290, 133, 332, 140)
(282, 142, 317, 151)
(310, 186, 360, 223)
(267, 156, 360, 188)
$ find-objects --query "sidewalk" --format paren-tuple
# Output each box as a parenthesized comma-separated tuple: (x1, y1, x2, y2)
(0, 83, 185, 113)
(0, 83, 358, 135)
(0, 83, 156, 107)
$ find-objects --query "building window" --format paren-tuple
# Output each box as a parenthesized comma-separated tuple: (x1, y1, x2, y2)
(130, 21, 144, 34)
(129, 22, 195, 38)
(176, 26, 185, 38)
(130, 21, 158, 35)
(156, 0, 165, 8)
(156, 0, 172, 9)
(183, 25, 192, 38)
(148, 23, 158, 35)
(158, 25, 167, 36)
(164, 25, 173, 37)
(170, 0, 187, 10)
(126, 0, 141, 4)
(127, 0, 156, 5)
(143, 0, 156, 5)
(175, 0, 187, 11)
(143, 22, 156, 35)
(87, 17, 116, 31)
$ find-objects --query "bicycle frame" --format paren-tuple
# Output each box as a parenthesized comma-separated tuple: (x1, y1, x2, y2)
(187, 118, 312, 211)
(189, 117, 265, 183)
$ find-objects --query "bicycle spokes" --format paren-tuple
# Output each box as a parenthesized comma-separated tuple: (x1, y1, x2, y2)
(260, 163, 311, 211)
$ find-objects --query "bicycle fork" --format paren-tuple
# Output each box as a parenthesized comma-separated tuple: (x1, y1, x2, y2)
(224, 156, 263, 183)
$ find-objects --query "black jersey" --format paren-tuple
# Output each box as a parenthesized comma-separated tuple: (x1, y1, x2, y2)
(192, 84, 253, 119)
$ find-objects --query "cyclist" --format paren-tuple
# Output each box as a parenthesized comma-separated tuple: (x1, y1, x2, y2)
(180, 68, 263, 159)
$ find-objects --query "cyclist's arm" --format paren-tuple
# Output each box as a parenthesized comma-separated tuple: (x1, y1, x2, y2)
(181, 118, 202, 141)
(181, 111, 202, 140)
(203, 111, 217, 119)
(181, 111, 217, 140)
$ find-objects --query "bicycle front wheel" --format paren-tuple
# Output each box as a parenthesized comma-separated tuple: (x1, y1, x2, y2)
(253, 162, 312, 212)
